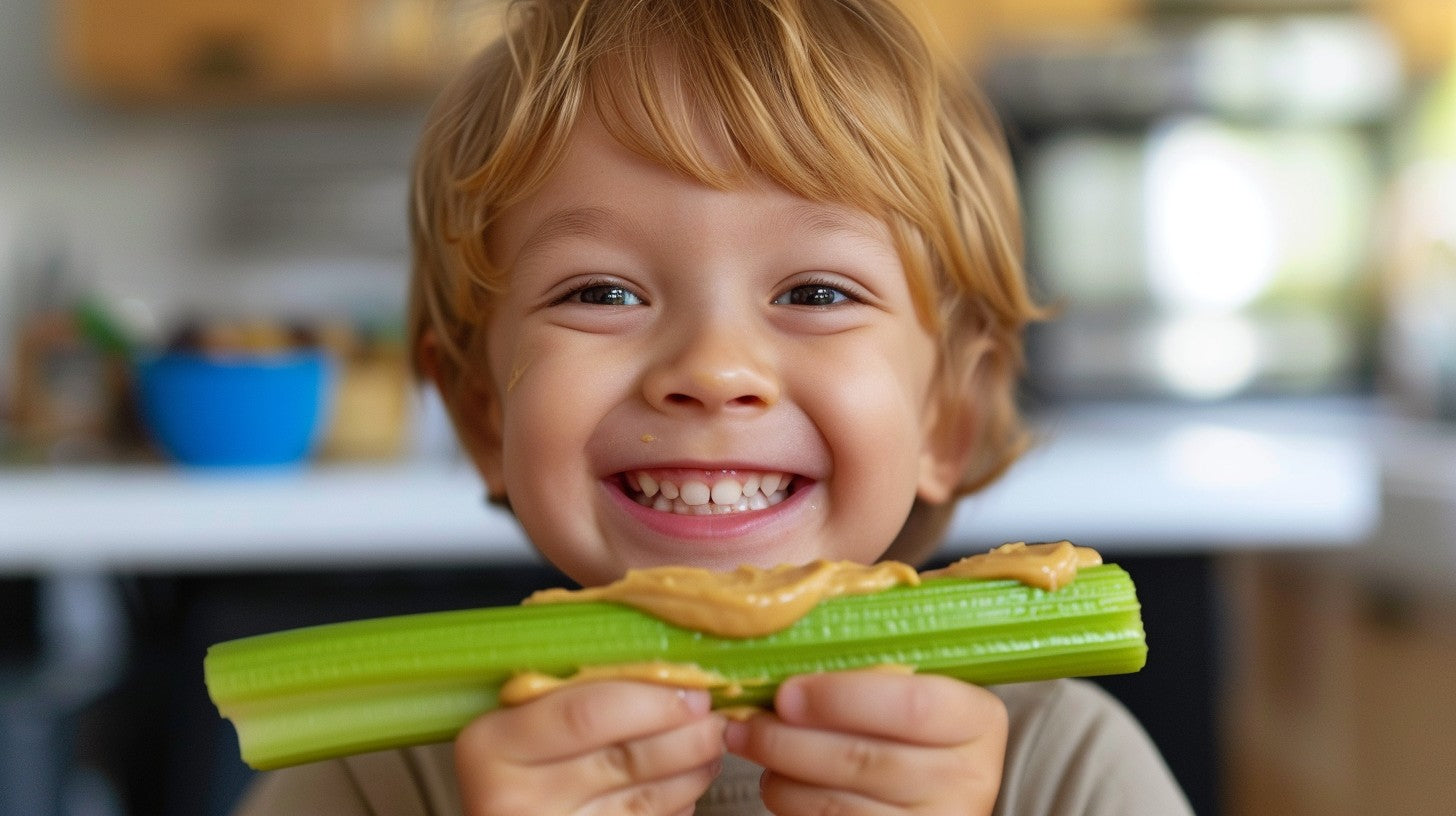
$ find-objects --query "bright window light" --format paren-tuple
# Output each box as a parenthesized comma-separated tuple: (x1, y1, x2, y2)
(1144, 119, 1279, 311)
(1153, 313, 1262, 399)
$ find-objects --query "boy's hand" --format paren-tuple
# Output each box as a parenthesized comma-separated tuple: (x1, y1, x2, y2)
(454, 681, 726, 816)
(724, 670, 1007, 815)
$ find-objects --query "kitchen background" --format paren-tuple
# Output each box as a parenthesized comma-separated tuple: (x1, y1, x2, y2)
(3, 0, 1455, 814)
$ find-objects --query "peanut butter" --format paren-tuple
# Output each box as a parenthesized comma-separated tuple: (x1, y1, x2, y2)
(523, 559, 921, 637)
(498, 661, 746, 706)
(505, 544, 1101, 707)
(500, 661, 918, 711)
(922, 540, 1102, 591)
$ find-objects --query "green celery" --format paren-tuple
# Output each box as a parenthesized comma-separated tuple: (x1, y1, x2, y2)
(206, 564, 1146, 770)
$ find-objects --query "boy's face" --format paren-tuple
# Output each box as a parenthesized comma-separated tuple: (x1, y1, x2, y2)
(457, 112, 967, 586)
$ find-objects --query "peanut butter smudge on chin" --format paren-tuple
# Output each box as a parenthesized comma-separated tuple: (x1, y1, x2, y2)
(922, 540, 1102, 591)
(524, 560, 921, 638)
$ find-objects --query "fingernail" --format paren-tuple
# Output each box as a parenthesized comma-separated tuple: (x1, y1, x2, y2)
(677, 688, 711, 715)
(722, 719, 747, 752)
(775, 679, 806, 722)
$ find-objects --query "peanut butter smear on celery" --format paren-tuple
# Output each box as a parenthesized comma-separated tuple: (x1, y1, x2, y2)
(522, 543, 1102, 638)
(524, 560, 921, 637)
(923, 540, 1102, 591)
(500, 661, 919, 711)
(499, 661, 746, 706)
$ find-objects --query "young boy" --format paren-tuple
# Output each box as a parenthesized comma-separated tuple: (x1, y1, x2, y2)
(235, 0, 1192, 813)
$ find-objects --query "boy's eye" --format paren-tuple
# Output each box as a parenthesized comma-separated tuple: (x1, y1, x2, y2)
(562, 283, 643, 306)
(772, 283, 853, 307)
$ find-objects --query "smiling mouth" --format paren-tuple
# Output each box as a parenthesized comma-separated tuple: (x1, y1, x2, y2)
(619, 470, 799, 516)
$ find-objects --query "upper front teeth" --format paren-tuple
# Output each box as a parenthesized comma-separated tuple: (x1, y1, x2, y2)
(680, 481, 711, 506)
(710, 480, 740, 505)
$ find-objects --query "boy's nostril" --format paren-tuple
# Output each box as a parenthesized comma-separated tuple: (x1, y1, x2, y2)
(649, 366, 780, 411)
(662, 392, 768, 409)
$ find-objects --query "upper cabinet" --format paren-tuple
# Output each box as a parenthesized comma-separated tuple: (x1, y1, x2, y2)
(57, 0, 502, 104)
(903, 0, 1144, 62)
(56, 0, 1149, 105)
(56, 0, 1451, 106)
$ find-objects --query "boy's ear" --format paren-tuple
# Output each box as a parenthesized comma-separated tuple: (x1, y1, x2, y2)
(916, 391, 977, 506)
(417, 329, 507, 499)
(917, 344, 991, 505)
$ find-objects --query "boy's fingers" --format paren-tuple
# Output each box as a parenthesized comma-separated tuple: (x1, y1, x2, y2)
(457, 745, 719, 816)
(457, 690, 723, 815)
(726, 715, 961, 806)
(472, 682, 713, 763)
(582, 713, 726, 791)
(774, 670, 1005, 747)
(726, 673, 1009, 810)
(758, 772, 901, 816)
(594, 760, 722, 816)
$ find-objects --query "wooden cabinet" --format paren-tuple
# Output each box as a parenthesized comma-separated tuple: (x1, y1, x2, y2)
(1366, 0, 1456, 75)
(56, 0, 1150, 103)
(1222, 552, 1456, 816)
(57, 0, 502, 103)
(901, 0, 1145, 64)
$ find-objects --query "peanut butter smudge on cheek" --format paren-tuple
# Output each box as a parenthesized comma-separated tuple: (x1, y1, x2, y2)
(523, 560, 921, 637)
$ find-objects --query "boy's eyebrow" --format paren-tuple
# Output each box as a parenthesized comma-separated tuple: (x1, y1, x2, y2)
(513, 202, 888, 263)
(787, 203, 895, 252)
(515, 205, 619, 262)
(789, 203, 883, 238)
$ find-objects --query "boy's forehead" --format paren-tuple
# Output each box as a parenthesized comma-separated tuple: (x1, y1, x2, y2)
(499, 103, 869, 230)
(498, 111, 895, 262)
(508, 199, 893, 265)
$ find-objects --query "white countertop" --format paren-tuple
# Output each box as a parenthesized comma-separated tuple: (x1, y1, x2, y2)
(0, 399, 1382, 573)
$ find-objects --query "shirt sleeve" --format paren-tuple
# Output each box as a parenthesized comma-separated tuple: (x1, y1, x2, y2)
(991, 679, 1195, 816)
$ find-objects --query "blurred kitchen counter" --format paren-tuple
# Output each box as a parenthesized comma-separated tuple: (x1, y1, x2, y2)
(0, 398, 1383, 573)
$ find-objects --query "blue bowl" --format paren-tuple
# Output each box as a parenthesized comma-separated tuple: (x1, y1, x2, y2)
(136, 351, 334, 467)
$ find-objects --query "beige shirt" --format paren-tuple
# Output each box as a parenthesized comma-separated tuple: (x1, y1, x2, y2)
(232, 679, 1192, 816)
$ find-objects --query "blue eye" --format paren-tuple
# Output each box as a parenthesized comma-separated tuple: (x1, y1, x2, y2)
(564, 283, 643, 306)
(773, 283, 852, 307)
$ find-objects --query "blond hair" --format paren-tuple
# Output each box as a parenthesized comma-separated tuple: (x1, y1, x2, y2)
(409, 0, 1042, 563)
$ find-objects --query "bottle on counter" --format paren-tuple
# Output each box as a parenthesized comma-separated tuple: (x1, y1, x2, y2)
(5, 241, 134, 463)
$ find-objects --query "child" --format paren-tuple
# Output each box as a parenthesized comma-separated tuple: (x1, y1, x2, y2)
(235, 0, 1192, 813)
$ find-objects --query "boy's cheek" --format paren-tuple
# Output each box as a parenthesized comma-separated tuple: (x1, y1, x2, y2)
(441, 376, 509, 493)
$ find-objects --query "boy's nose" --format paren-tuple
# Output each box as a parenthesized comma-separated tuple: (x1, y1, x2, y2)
(642, 323, 780, 414)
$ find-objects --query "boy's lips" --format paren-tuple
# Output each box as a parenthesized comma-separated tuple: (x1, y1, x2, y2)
(602, 466, 818, 549)
(612, 467, 804, 517)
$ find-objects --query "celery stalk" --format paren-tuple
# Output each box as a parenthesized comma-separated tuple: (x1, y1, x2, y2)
(206, 564, 1146, 770)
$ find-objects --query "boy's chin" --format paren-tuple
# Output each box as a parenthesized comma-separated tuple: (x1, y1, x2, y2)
(600, 534, 871, 579)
